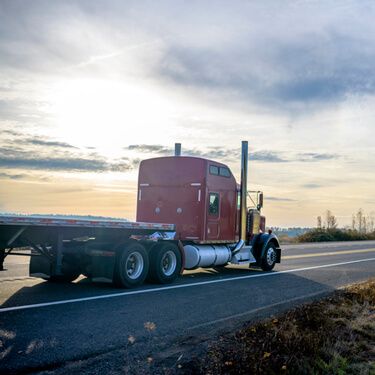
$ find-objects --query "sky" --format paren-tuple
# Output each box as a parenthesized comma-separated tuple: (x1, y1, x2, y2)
(0, 0, 374, 227)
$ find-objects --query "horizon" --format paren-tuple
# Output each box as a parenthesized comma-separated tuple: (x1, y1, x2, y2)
(1, 1, 374, 227)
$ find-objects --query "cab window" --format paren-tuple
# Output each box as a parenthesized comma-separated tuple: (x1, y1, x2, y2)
(208, 193, 219, 216)
(209, 165, 219, 175)
(219, 167, 231, 177)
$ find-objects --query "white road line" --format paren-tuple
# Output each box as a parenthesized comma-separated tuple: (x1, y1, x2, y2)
(283, 241, 375, 250)
(283, 248, 375, 259)
(1, 257, 374, 313)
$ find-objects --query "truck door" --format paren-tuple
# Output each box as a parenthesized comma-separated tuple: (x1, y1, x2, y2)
(207, 192, 220, 240)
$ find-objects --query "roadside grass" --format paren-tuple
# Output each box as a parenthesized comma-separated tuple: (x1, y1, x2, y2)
(177, 279, 375, 374)
(278, 229, 375, 244)
(297, 228, 375, 243)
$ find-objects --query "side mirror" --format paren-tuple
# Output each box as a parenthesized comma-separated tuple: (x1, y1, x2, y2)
(257, 192, 263, 211)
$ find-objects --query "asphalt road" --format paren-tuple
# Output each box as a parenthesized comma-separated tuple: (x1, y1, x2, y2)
(0, 240, 375, 374)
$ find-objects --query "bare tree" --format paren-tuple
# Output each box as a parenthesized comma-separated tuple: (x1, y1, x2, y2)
(325, 210, 337, 230)
(363, 216, 367, 233)
(351, 209, 374, 233)
(368, 214, 374, 233)
(317, 216, 322, 229)
(356, 209, 364, 233)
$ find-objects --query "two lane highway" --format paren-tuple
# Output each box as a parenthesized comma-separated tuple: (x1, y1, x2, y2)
(0, 241, 374, 373)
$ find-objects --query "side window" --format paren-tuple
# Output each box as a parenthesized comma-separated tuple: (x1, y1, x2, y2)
(208, 193, 219, 216)
(219, 167, 231, 177)
(209, 165, 219, 175)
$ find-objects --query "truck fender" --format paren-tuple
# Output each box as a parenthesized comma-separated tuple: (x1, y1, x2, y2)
(252, 233, 281, 264)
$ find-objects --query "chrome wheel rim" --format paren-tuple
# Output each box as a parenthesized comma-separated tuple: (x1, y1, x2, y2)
(126, 252, 144, 280)
(266, 247, 276, 266)
(161, 250, 177, 276)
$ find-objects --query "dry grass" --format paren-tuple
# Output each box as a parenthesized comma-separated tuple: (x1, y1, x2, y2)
(177, 279, 375, 374)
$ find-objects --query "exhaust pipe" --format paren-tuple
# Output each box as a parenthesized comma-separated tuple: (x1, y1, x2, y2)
(175, 143, 181, 156)
(232, 141, 248, 255)
(240, 140, 248, 242)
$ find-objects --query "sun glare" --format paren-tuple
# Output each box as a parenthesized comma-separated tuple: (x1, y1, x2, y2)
(50, 78, 175, 156)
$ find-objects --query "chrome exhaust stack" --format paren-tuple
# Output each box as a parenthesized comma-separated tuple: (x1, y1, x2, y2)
(232, 141, 248, 255)
(240, 140, 248, 242)
(174, 143, 181, 156)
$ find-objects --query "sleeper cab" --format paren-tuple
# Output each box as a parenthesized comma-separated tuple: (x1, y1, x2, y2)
(136, 156, 237, 242)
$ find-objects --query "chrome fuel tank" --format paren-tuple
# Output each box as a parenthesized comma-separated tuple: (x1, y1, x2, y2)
(183, 244, 231, 270)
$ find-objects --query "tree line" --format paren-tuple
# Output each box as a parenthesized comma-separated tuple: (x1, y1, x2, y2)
(298, 209, 375, 242)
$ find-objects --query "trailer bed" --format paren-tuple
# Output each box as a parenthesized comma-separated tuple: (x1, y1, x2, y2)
(0, 215, 176, 276)
(0, 215, 175, 231)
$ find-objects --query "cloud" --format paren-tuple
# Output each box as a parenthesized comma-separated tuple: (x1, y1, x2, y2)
(267, 197, 297, 202)
(128, 143, 344, 164)
(128, 144, 172, 154)
(2, 130, 77, 149)
(152, 4, 375, 113)
(0, 172, 26, 180)
(126, 144, 287, 163)
(0, 154, 133, 172)
(302, 183, 323, 189)
(0, 131, 135, 172)
(297, 152, 340, 162)
(0, 99, 26, 119)
(251, 151, 286, 163)
(159, 39, 374, 110)
(22, 138, 77, 149)
(0, 128, 146, 173)
(127, 144, 231, 159)
(1, 2, 375, 113)
(0, 137, 137, 173)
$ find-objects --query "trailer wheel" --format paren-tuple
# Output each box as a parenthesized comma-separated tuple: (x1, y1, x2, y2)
(114, 242, 149, 288)
(148, 243, 182, 284)
(260, 242, 277, 271)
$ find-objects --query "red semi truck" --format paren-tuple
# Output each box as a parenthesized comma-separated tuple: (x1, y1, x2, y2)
(0, 141, 281, 288)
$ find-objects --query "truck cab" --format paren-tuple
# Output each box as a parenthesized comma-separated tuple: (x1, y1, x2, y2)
(136, 156, 237, 242)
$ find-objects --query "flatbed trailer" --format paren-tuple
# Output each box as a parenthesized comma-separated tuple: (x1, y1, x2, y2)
(0, 215, 176, 287)
(0, 141, 281, 288)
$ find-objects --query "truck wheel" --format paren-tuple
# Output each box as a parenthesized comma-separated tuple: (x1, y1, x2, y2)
(261, 243, 277, 271)
(148, 243, 182, 284)
(114, 242, 149, 288)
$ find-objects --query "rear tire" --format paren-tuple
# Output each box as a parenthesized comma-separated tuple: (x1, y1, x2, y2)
(260, 243, 277, 271)
(114, 242, 149, 288)
(148, 243, 182, 284)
